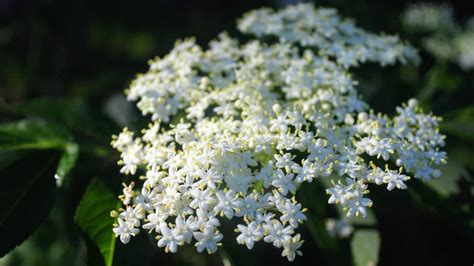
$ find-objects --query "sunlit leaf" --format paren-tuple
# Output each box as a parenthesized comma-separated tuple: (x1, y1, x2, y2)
(75, 178, 119, 266)
(55, 143, 80, 187)
(0, 119, 70, 151)
(351, 230, 380, 266)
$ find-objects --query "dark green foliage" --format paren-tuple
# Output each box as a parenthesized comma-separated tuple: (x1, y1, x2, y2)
(74, 178, 118, 266)
(0, 151, 59, 256)
(0, 119, 71, 150)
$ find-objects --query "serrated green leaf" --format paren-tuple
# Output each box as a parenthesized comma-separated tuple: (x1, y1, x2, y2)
(0, 150, 59, 257)
(351, 230, 380, 266)
(75, 178, 119, 266)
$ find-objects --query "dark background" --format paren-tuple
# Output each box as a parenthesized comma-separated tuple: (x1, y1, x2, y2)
(1, 0, 473, 265)
(1, 0, 473, 104)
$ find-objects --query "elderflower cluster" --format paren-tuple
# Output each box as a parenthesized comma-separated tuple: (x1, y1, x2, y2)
(403, 3, 474, 70)
(238, 3, 420, 68)
(111, 3, 446, 261)
(402, 3, 456, 33)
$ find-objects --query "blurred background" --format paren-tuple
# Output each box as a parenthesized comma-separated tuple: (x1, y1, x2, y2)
(0, 0, 473, 265)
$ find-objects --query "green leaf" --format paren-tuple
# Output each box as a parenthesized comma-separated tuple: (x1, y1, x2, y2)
(5, 97, 117, 141)
(418, 62, 462, 103)
(428, 160, 468, 197)
(351, 230, 380, 266)
(0, 119, 80, 187)
(0, 119, 70, 151)
(446, 144, 474, 171)
(75, 178, 119, 266)
(55, 143, 80, 187)
(0, 150, 28, 170)
(426, 63, 462, 93)
(0, 150, 59, 257)
(441, 105, 474, 142)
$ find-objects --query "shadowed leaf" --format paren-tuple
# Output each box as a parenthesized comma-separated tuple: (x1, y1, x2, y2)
(0, 151, 59, 257)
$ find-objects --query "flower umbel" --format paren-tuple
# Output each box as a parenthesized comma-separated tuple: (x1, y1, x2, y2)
(111, 3, 446, 262)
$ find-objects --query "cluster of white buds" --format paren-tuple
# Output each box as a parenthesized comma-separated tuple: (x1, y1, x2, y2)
(111, 3, 446, 261)
(238, 3, 420, 68)
(403, 3, 474, 70)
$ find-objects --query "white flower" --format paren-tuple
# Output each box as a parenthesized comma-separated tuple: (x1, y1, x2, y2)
(224, 173, 252, 193)
(281, 234, 303, 262)
(383, 169, 410, 191)
(255, 162, 275, 188)
(272, 169, 296, 196)
(133, 187, 155, 212)
(175, 216, 197, 244)
(111, 128, 134, 152)
(367, 167, 385, 185)
(346, 195, 373, 218)
(270, 113, 289, 133)
(292, 160, 317, 183)
(236, 222, 264, 249)
(190, 188, 216, 210)
(326, 182, 347, 205)
(235, 193, 258, 219)
(193, 167, 223, 190)
(158, 223, 184, 253)
(193, 228, 223, 254)
(120, 182, 135, 205)
(239, 4, 420, 67)
(356, 137, 394, 161)
(274, 153, 295, 170)
(263, 220, 294, 248)
(119, 205, 144, 227)
(196, 208, 220, 229)
(111, 3, 446, 261)
(279, 200, 307, 228)
(403, 3, 455, 32)
(113, 218, 140, 244)
(403, 3, 474, 70)
(119, 141, 142, 175)
(214, 190, 240, 219)
(142, 212, 165, 233)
